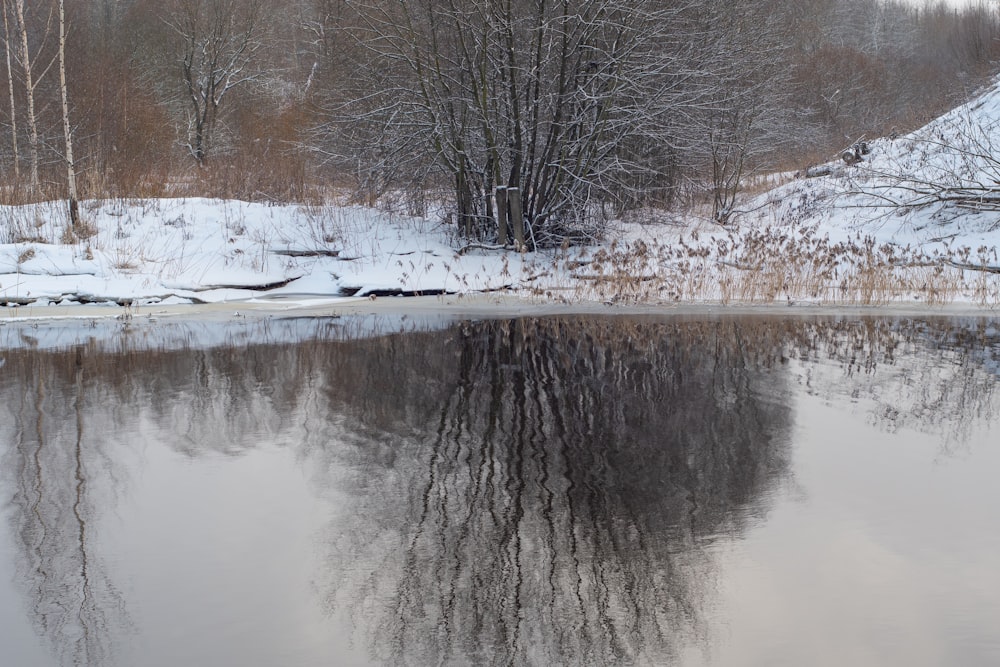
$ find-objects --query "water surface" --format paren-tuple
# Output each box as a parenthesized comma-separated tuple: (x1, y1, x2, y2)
(1, 315, 998, 666)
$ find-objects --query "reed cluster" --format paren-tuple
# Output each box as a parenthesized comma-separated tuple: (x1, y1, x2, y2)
(534, 225, 1000, 307)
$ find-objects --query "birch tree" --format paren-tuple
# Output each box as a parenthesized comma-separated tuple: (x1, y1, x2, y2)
(58, 0, 79, 229)
(9, 0, 44, 193)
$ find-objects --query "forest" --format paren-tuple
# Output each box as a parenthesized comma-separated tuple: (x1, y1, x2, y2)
(3, 0, 1000, 245)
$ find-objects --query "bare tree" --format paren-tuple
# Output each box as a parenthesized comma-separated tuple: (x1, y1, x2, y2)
(9, 0, 47, 193)
(58, 0, 79, 229)
(0, 0, 989, 210)
(163, 0, 264, 166)
(697, 0, 792, 224)
(328, 0, 723, 247)
(844, 109, 1000, 223)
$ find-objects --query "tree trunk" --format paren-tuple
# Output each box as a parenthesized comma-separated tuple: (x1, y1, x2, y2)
(58, 0, 80, 230)
(12, 0, 39, 193)
(495, 186, 509, 246)
(508, 187, 524, 250)
(2, 1, 19, 181)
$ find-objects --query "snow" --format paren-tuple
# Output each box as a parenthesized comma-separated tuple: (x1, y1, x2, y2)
(5, 80, 1000, 317)
(741, 78, 1000, 247)
(1, 198, 519, 310)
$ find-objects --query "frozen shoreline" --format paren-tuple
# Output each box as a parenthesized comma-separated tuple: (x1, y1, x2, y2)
(4, 293, 997, 357)
(3, 292, 998, 324)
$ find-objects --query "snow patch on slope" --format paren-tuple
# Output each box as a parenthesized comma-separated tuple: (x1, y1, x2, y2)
(743, 78, 1000, 246)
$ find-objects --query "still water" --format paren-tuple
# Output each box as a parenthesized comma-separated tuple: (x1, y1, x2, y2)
(0, 315, 998, 666)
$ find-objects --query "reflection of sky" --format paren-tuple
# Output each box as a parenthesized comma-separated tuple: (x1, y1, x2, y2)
(0, 403, 370, 667)
(110, 433, 367, 667)
(689, 384, 1000, 667)
(0, 510, 51, 666)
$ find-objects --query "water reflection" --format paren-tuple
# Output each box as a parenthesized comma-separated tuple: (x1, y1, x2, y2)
(0, 315, 998, 666)
(311, 318, 795, 666)
(790, 317, 1000, 453)
(2, 349, 130, 667)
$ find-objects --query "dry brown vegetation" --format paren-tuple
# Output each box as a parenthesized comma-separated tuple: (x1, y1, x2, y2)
(516, 225, 1000, 307)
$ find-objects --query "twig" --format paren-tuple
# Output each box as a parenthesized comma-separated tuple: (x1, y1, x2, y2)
(943, 259, 1000, 274)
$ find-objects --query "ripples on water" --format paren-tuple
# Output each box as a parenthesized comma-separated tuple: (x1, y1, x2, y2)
(0, 315, 998, 666)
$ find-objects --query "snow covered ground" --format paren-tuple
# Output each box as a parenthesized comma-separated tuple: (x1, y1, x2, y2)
(5, 80, 1000, 317)
(0, 197, 527, 311)
(741, 77, 1000, 252)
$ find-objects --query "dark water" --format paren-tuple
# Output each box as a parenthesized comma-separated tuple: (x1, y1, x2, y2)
(1, 315, 998, 666)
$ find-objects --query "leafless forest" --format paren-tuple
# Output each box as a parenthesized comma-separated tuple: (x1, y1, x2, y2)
(3, 0, 1000, 243)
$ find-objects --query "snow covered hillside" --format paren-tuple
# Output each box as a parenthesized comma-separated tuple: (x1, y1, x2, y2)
(4, 81, 1000, 315)
(745, 77, 1000, 244)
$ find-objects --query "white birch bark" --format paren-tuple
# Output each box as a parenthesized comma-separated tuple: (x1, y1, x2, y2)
(11, 0, 38, 193)
(58, 0, 79, 228)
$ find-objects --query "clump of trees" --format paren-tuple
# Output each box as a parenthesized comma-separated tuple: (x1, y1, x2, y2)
(318, 0, 790, 243)
(1, 0, 999, 244)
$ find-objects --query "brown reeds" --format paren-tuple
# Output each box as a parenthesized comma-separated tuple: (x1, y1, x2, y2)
(538, 224, 1000, 307)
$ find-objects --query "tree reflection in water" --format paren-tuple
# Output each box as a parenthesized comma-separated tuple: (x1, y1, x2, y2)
(1, 348, 130, 667)
(312, 318, 795, 666)
(0, 315, 998, 666)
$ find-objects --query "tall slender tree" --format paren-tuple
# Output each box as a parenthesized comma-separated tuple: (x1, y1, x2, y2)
(58, 0, 79, 229)
(11, 0, 41, 193)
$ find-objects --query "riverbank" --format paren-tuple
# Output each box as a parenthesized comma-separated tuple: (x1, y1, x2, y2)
(3, 291, 998, 325)
(7, 78, 1000, 320)
(3, 193, 1000, 320)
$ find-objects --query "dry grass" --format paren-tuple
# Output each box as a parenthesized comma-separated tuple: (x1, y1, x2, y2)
(530, 224, 1000, 307)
